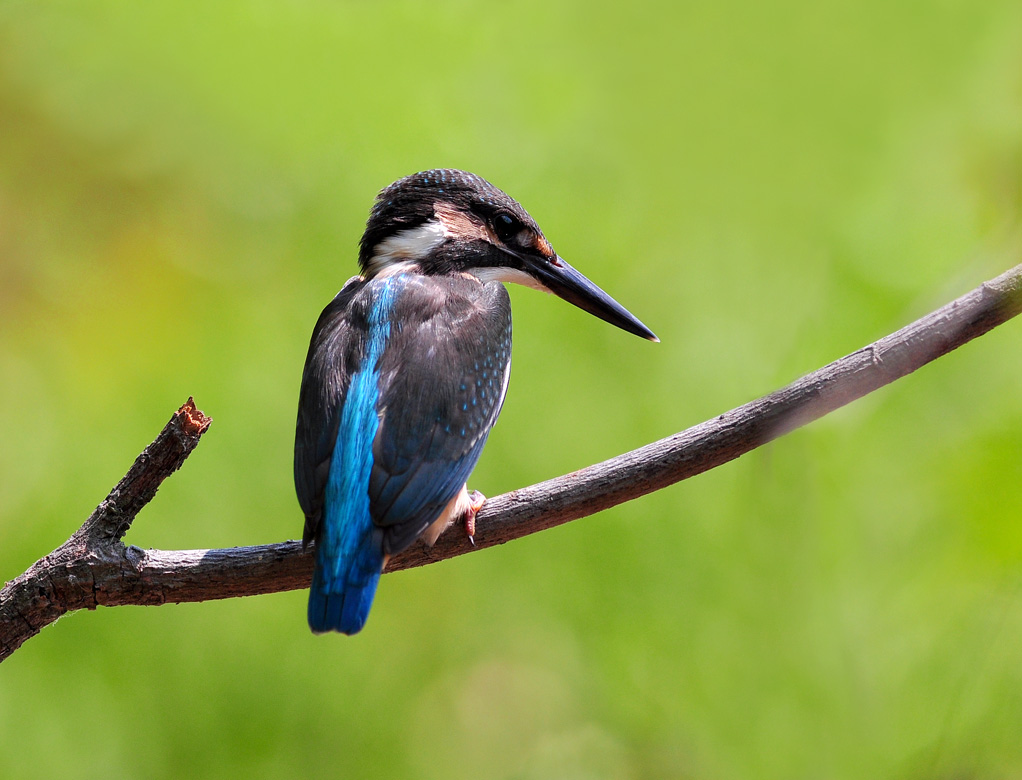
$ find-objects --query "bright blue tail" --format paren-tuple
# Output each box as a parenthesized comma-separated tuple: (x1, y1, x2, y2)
(308, 541, 383, 634)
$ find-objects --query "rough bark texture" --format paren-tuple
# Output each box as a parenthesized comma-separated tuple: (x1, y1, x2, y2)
(2, 264, 1020, 662)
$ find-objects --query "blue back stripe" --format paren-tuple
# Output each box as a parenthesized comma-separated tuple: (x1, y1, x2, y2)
(311, 278, 398, 632)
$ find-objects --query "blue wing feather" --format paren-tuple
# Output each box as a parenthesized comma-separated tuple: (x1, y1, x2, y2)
(367, 277, 512, 552)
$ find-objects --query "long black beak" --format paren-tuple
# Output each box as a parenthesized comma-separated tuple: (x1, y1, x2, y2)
(525, 254, 659, 342)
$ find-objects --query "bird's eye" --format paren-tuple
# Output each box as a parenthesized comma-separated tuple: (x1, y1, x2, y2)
(492, 212, 521, 244)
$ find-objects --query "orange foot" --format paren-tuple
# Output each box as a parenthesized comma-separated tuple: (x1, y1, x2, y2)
(463, 490, 486, 546)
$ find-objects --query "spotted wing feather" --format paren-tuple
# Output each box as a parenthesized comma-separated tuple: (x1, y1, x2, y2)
(369, 275, 512, 554)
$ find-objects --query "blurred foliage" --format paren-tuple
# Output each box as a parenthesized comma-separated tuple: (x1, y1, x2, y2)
(2, 1, 1022, 778)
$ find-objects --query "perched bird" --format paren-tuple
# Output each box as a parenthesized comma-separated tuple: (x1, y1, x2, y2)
(295, 169, 656, 635)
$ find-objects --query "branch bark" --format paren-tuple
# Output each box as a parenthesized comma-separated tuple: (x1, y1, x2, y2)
(2, 264, 1021, 662)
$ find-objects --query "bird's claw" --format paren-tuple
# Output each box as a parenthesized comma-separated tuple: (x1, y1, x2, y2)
(464, 490, 486, 545)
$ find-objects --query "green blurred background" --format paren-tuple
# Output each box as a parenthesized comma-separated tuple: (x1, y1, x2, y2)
(2, 1, 1021, 777)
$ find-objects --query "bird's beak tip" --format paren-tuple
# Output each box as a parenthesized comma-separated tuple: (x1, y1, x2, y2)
(631, 324, 659, 343)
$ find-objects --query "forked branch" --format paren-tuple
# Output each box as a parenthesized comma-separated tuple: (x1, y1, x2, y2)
(2, 264, 1021, 662)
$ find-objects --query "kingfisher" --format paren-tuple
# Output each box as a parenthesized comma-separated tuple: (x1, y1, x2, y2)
(294, 169, 657, 635)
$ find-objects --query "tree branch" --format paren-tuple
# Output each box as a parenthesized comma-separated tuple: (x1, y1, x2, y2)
(2, 264, 1021, 661)
(1, 399, 212, 661)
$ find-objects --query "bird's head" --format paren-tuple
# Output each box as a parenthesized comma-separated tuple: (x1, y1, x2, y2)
(358, 169, 657, 341)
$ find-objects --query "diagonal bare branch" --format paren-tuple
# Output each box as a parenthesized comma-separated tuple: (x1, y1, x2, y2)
(2, 264, 1020, 662)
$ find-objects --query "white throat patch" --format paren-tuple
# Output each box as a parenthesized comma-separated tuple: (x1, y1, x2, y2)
(366, 220, 446, 277)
